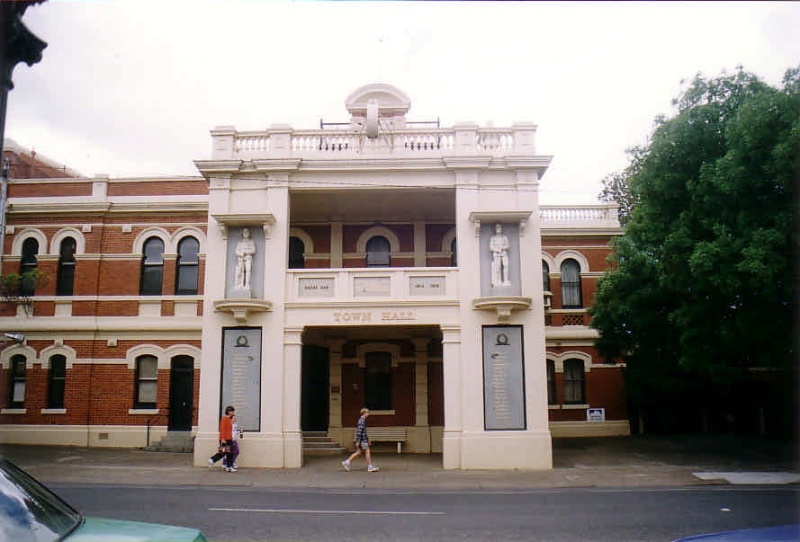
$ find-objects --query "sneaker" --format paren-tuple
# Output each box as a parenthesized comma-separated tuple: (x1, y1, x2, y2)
(227, 467, 237, 473)
(368, 465, 380, 473)
(341, 460, 351, 472)
(208, 458, 214, 468)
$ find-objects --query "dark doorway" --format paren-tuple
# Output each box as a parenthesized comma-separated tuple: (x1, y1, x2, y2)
(169, 356, 194, 430)
(301, 345, 329, 432)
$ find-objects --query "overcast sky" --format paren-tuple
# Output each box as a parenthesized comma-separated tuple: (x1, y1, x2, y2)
(6, 1, 799, 204)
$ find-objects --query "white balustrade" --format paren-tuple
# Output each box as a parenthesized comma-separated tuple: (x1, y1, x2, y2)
(540, 205, 620, 228)
(223, 126, 518, 159)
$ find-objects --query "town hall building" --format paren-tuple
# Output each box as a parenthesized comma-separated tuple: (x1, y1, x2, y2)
(0, 84, 627, 470)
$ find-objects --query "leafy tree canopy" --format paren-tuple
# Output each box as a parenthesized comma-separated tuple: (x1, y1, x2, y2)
(591, 66, 799, 431)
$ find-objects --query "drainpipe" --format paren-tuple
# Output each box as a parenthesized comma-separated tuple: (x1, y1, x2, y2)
(0, 158, 8, 272)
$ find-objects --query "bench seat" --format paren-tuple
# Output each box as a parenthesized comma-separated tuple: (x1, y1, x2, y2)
(369, 428, 407, 453)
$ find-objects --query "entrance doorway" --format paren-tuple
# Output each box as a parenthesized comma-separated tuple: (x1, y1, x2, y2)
(168, 355, 194, 430)
(301, 344, 330, 432)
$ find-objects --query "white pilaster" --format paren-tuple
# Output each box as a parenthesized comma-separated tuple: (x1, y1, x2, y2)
(328, 340, 345, 430)
(413, 221, 426, 267)
(283, 328, 303, 468)
(331, 221, 343, 268)
(441, 327, 462, 469)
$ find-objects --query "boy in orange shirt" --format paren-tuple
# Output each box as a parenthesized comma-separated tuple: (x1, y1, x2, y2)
(208, 405, 236, 472)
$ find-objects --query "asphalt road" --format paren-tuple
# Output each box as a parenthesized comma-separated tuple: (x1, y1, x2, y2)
(54, 483, 800, 542)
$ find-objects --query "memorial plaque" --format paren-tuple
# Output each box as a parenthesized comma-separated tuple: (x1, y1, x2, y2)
(354, 276, 391, 296)
(482, 325, 526, 430)
(299, 277, 335, 297)
(221, 328, 261, 431)
(409, 276, 445, 295)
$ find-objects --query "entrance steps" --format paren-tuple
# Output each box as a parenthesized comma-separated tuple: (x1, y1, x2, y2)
(303, 431, 346, 456)
(143, 430, 194, 453)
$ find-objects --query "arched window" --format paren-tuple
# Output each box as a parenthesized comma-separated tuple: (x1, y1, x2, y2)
(560, 259, 583, 308)
(450, 238, 458, 267)
(288, 236, 305, 269)
(48, 354, 67, 408)
(542, 261, 551, 293)
(134, 355, 158, 408)
(366, 236, 391, 268)
(8, 354, 26, 408)
(175, 236, 199, 295)
(563, 359, 585, 404)
(56, 237, 77, 296)
(546, 359, 556, 405)
(19, 237, 39, 296)
(140, 237, 165, 295)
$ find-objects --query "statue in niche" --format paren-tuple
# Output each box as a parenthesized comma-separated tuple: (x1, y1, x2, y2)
(490, 223, 511, 287)
(234, 228, 256, 291)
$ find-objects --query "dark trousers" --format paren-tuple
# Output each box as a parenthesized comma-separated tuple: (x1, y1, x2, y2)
(210, 439, 233, 465)
(224, 441, 240, 467)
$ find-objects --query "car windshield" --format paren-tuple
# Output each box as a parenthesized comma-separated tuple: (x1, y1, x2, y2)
(0, 459, 82, 542)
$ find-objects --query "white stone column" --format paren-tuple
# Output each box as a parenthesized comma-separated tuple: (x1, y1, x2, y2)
(441, 327, 462, 469)
(413, 221, 426, 267)
(282, 328, 303, 468)
(412, 338, 429, 427)
(328, 340, 345, 430)
(330, 221, 343, 268)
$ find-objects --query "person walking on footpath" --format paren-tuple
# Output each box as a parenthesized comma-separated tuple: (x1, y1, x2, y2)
(208, 405, 237, 472)
(341, 408, 379, 472)
(224, 412, 242, 470)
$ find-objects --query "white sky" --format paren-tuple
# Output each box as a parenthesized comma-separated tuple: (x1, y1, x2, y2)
(6, 1, 799, 204)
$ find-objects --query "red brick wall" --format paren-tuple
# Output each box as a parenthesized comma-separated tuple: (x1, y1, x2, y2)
(107, 180, 208, 196)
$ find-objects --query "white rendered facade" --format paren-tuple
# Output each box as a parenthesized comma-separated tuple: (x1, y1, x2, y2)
(192, 84, 555, 470)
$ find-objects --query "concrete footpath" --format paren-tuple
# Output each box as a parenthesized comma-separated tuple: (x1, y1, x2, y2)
(1, 435, 798, 490)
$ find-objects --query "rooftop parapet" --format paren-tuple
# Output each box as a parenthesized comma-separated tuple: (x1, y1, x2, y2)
(209, 123, 539, 161)
(540, 204, 621, 230)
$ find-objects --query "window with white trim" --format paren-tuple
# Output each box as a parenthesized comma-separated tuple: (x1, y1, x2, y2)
(560, 258, 583, 308)
(20, 238, 39, 296)
(140, 237, 165, 295)
(8, 354, 26, 408)
(175, 236, 199, 295)
(134, 355, 158, 408)
(56, 237, 77, 296)
(47, 354, 67, 408)
(546, 359, 556, 405)
(563, 358, 585, 404)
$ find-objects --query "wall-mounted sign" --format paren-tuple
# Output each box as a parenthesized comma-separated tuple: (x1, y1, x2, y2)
(299, 278, 335, 297)
(409, 276, 445, 295)
(587, 408, 605, 422)
(221, 327, 261, 432)
(482, 325, 526, 430)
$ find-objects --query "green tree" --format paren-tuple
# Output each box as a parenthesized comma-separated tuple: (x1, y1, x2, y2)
(590, 66, 799, 435)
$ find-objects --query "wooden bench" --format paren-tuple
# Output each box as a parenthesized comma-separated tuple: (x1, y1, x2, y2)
(368, 428, 407, 453)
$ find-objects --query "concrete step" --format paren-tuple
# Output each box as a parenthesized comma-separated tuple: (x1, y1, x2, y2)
(302, 432, 346, 455)
(143, 431, 194, 453)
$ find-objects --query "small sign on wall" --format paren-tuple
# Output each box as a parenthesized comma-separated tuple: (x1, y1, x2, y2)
(587, 407, 605, 422)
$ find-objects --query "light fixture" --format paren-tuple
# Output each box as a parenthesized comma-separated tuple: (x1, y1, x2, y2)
(3, 332, 25, 344)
